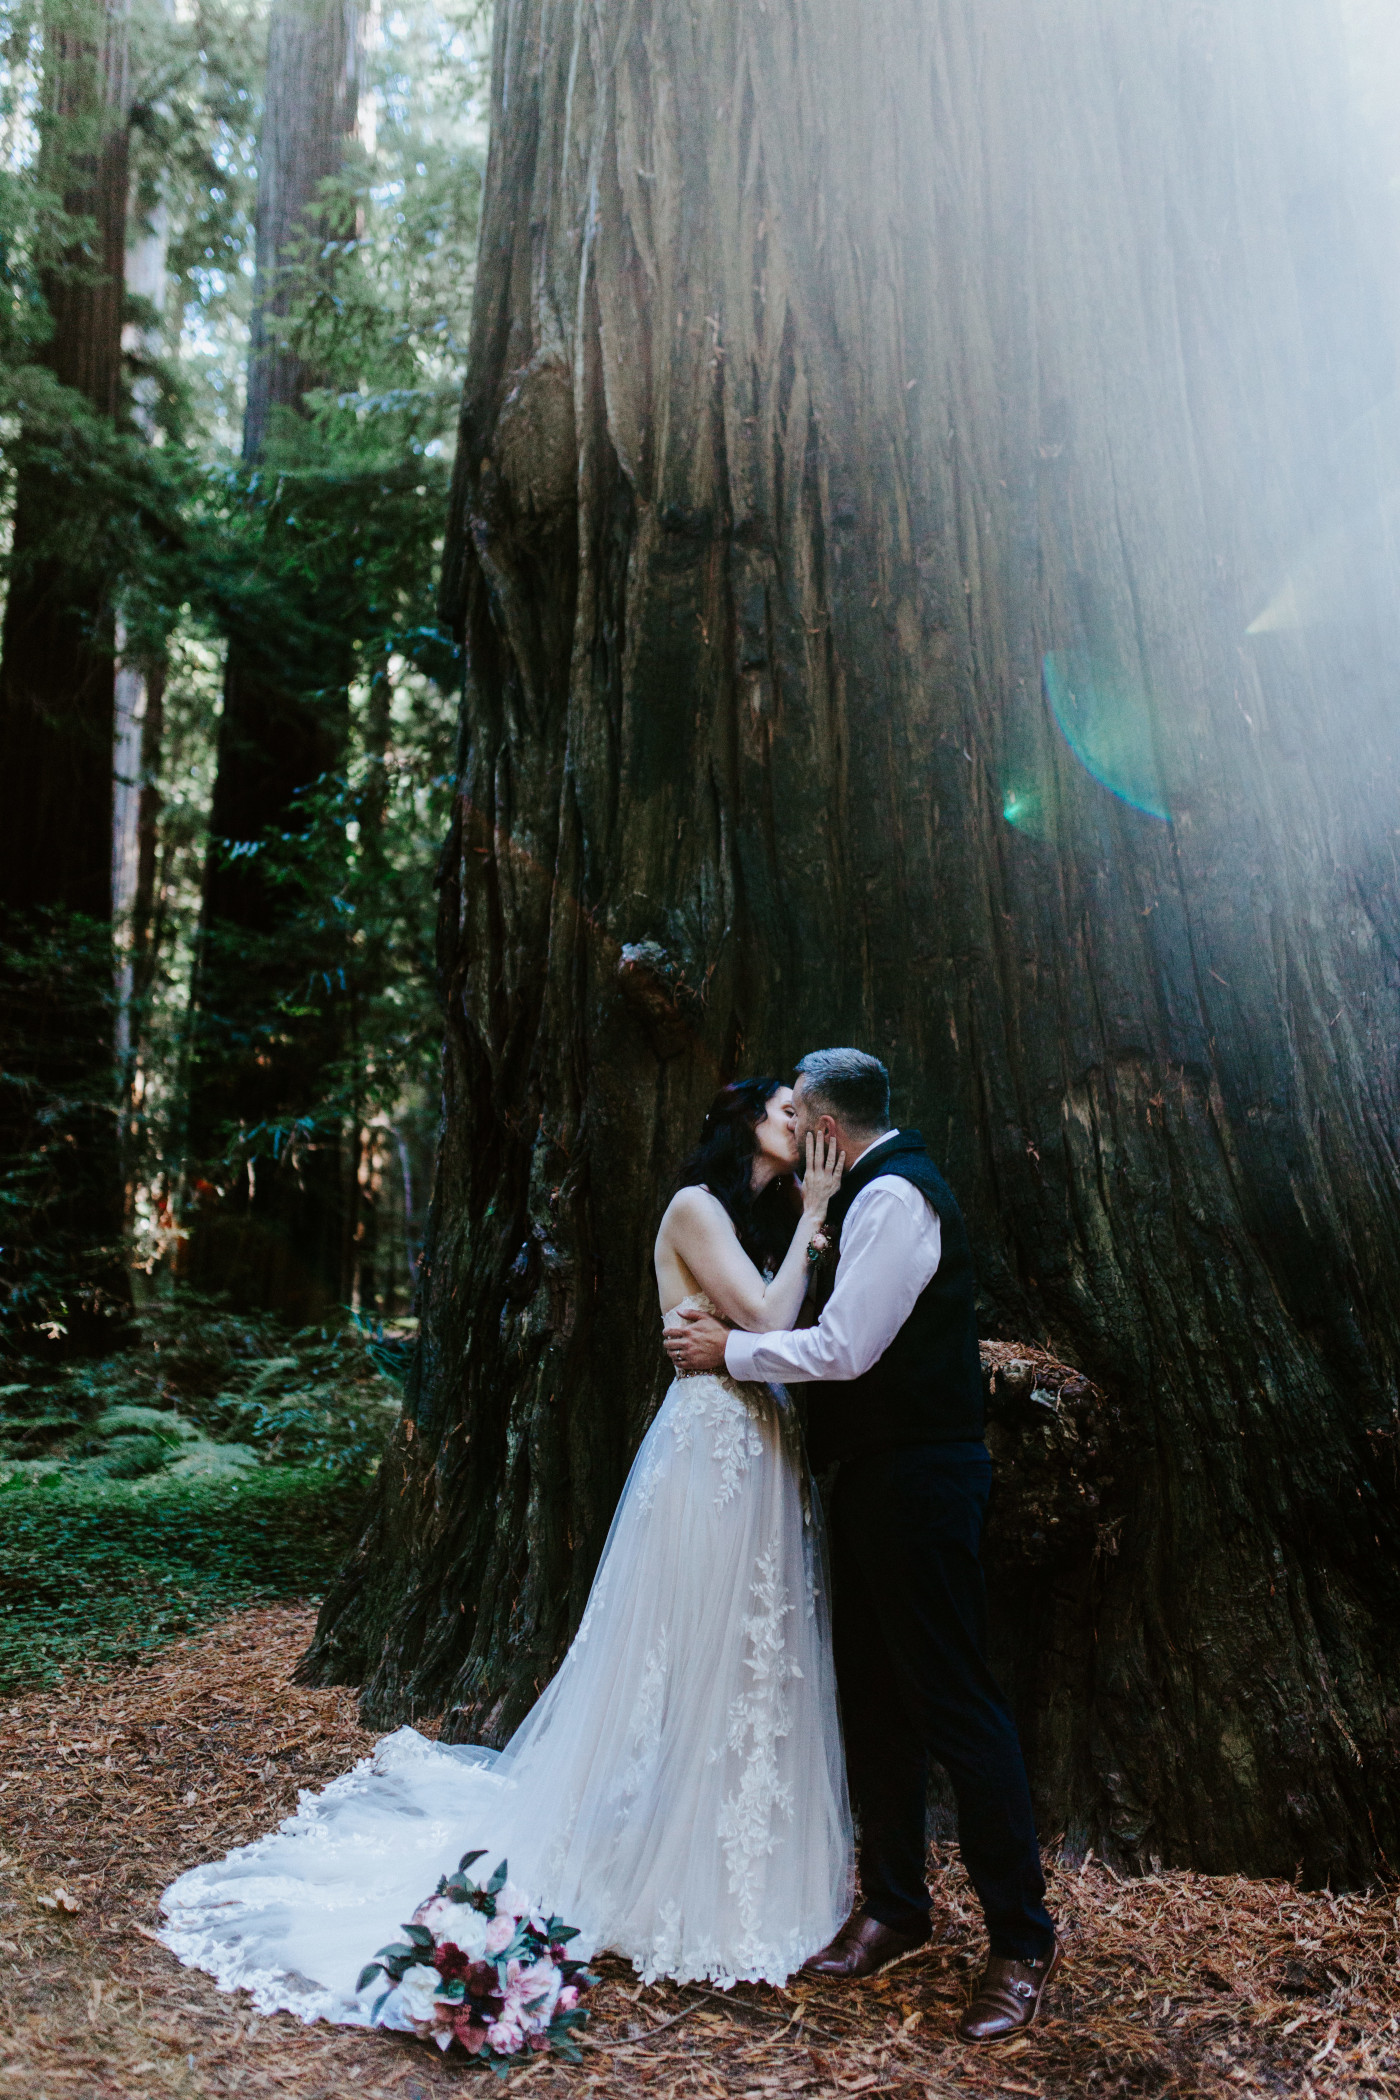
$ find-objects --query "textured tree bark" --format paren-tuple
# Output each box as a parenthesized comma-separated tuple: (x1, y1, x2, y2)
(242, 0, 363, 462)
(0, 0, 130, 922)
(304, 0, 1400, 1883)
(0, 0, 132, 1334)
(186, 0, 363, 1317)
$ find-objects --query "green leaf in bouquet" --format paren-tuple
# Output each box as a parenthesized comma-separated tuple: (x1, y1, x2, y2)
(377, 1940, 418, 1968)
(402, 1922, 435, 1949)
(488, 2055, 511, 2081)
(547, 1920, 580, 1943)
(355, 1961, 386, 1993)
(457, 1848, 487, 1873)
(437, 1977, 466, 2001)
(486, 1858, 509, 1895)
(443, 1870, 475, 1898)
(370, 1987, 394, 2023)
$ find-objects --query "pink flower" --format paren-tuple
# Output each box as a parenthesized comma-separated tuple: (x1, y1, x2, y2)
(483, 1914, 514, 1956)
(495, 1878, 531, 1920)
(557, 1985, 579, 2012)
(515, 1957, 559, 2011)
(487, 2020, 523, 2054)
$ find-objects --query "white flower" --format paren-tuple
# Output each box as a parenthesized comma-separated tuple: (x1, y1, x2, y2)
(413, 1895, 455, 1936)
(483, 1913, 514, 1955)
(392, 1963, 444, 2027)
(495, 1878, 532, 1920)
(431, 1902, 488, 1960)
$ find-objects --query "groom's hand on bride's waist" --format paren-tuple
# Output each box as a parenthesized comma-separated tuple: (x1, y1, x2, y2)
(663, 1307, 730, 1373)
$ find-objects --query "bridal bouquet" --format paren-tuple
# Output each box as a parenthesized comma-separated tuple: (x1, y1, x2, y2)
(357, 1851, 595, 2070)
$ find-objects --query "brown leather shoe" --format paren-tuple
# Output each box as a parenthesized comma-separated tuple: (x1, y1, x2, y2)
(801, 1910, 931, 1979)
(957, 1938, 1063, 2042)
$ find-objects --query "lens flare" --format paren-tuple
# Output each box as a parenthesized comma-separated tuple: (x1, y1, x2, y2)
(1042, 650, 1169, 820)
(1001, 782, 1047, 837)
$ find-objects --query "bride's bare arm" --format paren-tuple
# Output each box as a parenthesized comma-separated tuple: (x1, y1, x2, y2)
(661, 1133, 844, 1333)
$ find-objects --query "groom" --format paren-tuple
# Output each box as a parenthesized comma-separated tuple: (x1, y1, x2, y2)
(664, 1048, 1060, 2041)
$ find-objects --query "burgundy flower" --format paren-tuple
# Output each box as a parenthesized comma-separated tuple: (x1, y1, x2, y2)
(434, 1943, 473, 1985)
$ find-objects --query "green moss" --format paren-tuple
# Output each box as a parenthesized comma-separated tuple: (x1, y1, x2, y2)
(0, 1467, 366, 1692)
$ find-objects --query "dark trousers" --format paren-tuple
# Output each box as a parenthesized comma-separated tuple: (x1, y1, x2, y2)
(829, 1440, 1055, 1964)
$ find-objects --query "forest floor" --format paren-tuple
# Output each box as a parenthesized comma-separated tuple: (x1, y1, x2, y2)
(0, 1603, 1396, 2100)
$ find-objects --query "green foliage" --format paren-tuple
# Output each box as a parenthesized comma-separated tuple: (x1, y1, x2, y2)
(0, 1289, 406, 1479)
(0, 1465, 366, 1690)
(0, 1292, 403, 1688)
(1, 0, 489, 1327)
(0, 907, 130, 1352)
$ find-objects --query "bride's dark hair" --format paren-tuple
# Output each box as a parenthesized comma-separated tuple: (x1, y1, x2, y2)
(673, 1077, 800, 1275)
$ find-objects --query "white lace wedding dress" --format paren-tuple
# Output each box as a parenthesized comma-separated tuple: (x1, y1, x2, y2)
(159, 1295, 854, 2019)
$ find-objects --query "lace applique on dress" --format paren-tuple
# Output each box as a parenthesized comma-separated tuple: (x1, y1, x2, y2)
(662, 1291, 772, 1508)
(717, 1543, 801, 1953)
(619, 1628, 670, 1806)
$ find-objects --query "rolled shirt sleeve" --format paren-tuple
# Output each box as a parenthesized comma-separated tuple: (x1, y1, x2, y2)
(724, 1179, 942, 1386)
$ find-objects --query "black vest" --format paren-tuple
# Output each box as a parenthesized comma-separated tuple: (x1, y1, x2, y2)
(803, 1130, 984, 1469)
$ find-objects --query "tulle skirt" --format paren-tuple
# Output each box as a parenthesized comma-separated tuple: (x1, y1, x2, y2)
(158, 1350, 854, 2019)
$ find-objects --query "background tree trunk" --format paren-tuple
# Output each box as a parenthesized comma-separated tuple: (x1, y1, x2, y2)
(186, 0, 362, 1319)
(0, 0, 132, 1339)
(0, 0, 130, 923)
(304, 0, 1400, 1883)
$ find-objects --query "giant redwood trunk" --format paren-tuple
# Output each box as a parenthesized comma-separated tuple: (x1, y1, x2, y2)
(186, 0, 362, 1317)
(304, 0, 1400, 1883)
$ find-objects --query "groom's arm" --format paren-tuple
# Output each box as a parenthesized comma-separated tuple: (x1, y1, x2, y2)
(723, 1181, 941, 1385)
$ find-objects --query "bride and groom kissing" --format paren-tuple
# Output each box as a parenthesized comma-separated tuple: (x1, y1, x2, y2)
(160, 1047, 1061, 2048)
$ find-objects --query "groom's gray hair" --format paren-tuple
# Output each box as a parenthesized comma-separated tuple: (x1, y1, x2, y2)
(793, 1048, 891, 1135)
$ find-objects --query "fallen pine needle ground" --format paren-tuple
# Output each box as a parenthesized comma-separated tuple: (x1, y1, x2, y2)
(0, 1604, 1396, 2099)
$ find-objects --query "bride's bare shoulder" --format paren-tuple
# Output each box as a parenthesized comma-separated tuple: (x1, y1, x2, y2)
(657, 1185, 726, 1239)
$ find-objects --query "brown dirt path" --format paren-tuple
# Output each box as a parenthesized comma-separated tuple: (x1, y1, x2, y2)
(0, 1604, 1396, 2099)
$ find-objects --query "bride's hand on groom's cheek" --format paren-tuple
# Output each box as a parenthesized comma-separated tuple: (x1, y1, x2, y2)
(663, 1307, 729, 1373)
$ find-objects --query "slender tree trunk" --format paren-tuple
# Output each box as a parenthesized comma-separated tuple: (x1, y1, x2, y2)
(242, 0, 363, 465)
(185, 0, 362, 1319)
(114, 170, 169, 1073)
(113, 641, 165, 1216)
(304, 0, 1400, 1882)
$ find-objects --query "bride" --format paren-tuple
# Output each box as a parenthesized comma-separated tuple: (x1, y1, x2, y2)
(159, 1078, 855, 2016)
